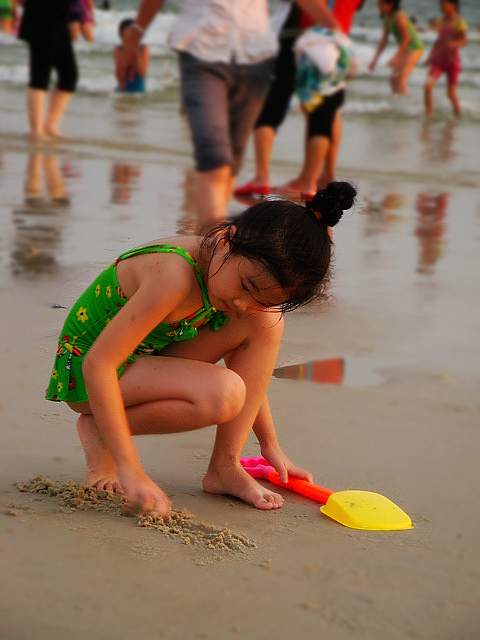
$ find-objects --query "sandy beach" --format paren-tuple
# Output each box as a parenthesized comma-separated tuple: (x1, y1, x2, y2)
(1, 53, 480, 639)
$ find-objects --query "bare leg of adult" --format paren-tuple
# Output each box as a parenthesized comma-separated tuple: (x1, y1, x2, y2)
(195, 165, 232, 232)
(69, 23, 80, 42)
(26, 88, 47, 140)
(225, 172, 235, 208)
(44, 87, 72, 138)
(80, 23, 95, 42)
(318, 111, 342, 188)
(274, 112, 308, 195)
(301, 135, 330, 197)
(252, 125, 275, 186)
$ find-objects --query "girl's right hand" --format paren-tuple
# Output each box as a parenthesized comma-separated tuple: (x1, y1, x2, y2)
(368, 61, 376, 72)
(388, 54, 400, 67)
(118, 466, 171, 517)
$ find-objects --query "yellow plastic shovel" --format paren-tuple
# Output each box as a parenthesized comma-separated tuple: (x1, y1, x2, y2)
(241, 458, 413, 531)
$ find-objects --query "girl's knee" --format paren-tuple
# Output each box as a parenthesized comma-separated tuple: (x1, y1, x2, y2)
(67, 400, 91, 414)
(202, 368, 246, 424)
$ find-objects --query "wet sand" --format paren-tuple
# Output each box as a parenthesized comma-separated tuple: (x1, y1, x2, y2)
(0, 90, 480, 639)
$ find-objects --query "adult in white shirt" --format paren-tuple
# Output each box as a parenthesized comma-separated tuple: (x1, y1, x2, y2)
(117, 0, 277, 230)
(117, 0, 336, 229)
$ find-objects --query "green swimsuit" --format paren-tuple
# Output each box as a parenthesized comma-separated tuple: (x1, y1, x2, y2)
(386, 11, 424, 51)
(46, 244, 228, 403)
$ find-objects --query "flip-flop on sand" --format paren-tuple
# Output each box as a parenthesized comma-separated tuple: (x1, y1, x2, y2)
(233, 181, 271, 196)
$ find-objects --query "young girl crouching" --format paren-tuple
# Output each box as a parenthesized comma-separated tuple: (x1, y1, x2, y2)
(46, 181, 357, 516)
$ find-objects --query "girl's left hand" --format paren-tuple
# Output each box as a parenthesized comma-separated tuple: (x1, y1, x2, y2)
(388, 56, 400, 67)
(260, 445, 313, 485)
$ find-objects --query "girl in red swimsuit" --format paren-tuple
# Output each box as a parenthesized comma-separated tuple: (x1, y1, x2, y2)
(424, 0, 468, 117)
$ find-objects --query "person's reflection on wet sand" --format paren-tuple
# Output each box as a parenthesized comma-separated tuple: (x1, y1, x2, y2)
(421, 120, 458, 165)
(363, 190, 407, 238)
(110, 162, 142, 204)
(24, 152, 70, 205)
(415, 191, 448, 274)
(177, 167, 197, 235)
(11, 152, 69, 276)
(61, 156, 83, 179)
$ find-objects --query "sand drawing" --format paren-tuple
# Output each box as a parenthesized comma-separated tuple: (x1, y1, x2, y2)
(14, 476, 256, 552)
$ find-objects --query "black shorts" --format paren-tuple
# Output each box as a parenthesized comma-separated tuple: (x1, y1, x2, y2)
(256, 35, 345, 142)
(307, 89, 345, 141)
(255, 36, 296, 132)
(27, 29, 78, 93)
(179, 52, 273, 175)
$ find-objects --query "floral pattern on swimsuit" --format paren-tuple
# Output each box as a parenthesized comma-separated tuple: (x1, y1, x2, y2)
(45, 244, 228, 404)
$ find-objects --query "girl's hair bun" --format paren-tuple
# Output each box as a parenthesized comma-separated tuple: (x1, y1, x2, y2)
(307, 181, 357, 228)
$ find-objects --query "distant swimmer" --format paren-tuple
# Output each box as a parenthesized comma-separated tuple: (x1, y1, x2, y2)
(114, 18, 149, 94)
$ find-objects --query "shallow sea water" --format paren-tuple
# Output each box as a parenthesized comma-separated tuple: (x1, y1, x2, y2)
(0, 0, 479, 383)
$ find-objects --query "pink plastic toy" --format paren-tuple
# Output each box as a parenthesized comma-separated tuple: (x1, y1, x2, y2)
(240, 457, 333, 503)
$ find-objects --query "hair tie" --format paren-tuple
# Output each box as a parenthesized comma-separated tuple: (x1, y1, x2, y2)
(305, 199, 322, 222)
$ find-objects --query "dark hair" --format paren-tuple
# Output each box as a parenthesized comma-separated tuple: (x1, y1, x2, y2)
(119, 18, 134, 37)
(201, 181, 357, 312)
(381, 0, 401, 10)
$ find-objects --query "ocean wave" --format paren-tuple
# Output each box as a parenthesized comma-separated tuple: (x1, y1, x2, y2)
(77, 70, 177, 95)
(0, 31, 19, 46)
(1, 6, 479, 114)
(342, 100, 392, 115)
(0, 64, 28, 84)
(0, 9, 177, 52)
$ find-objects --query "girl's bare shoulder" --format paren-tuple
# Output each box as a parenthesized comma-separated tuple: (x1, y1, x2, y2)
(119, 236, 204, 300)
(139, 235, 202, 255)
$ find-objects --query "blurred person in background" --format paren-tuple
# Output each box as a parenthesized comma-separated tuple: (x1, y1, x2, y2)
(18, 0, 78, 140)
(117, 0, 351, 230)
(369, 0, 424, 95)
(235, 0, 365, 200)
(0, 0, 19, 34)
(114, 18, 149, 93)
(69, 0, 96, 43)
(424, 0, 468, 117)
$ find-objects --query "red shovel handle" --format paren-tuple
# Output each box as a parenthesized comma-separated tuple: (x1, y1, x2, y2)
(267, 470, 334, 504)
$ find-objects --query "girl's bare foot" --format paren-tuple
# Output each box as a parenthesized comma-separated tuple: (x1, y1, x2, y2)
(76, 414, 124, 494)
(203, 463, 284, 510)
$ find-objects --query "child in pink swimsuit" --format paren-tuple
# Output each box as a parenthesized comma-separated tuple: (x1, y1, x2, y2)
(424, 0, 468, 117)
